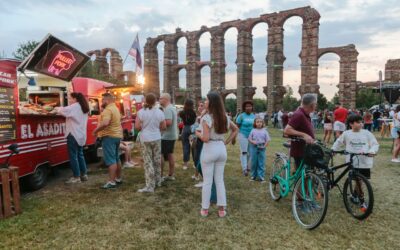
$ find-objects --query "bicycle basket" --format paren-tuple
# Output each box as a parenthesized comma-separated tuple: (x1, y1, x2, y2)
(304, 143, 332, 169)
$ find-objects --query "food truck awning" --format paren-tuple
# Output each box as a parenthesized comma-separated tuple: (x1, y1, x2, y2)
(18, 34, 89, 82)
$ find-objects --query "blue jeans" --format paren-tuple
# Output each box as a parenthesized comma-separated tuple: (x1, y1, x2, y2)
(67, 134, 87, 177)
(373, 120, 380, 131)
(249, 144, 266, 179)
(181, 125, 192, 162)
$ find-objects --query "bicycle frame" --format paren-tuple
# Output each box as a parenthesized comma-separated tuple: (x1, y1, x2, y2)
(274, 157, 308, 198)
(325, 152, 364, 190)
(325, 162, 352, 189)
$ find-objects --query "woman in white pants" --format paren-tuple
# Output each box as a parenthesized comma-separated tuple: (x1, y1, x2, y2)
(196, 92, 238, 218)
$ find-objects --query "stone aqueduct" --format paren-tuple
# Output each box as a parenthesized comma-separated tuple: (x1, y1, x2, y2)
(143, 6, 359, 113)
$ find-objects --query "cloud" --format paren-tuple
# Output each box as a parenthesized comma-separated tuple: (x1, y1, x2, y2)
(2, 0, 399, 101)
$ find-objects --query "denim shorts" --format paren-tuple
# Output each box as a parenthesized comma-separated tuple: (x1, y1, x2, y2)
(102, 136, 121, 166)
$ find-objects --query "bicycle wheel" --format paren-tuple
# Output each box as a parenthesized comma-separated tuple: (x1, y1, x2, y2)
(269, 156, 287, 201)
(292, 172, 328, 230)
(343, 172, 374, 220)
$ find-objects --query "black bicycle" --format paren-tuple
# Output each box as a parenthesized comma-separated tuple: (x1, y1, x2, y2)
(316, 149, 374, 220)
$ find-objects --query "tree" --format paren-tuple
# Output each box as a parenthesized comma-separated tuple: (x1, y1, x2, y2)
(224, 98, 237, 115)
(317, 93, 329, 110)
(253, 98, 267, 113)
(13, 40, 39, 60)
(330, 93, 339, 105)
(323, 93, 339, 110)
(282, 86, 300, 111)
(356, 88, 380, 109)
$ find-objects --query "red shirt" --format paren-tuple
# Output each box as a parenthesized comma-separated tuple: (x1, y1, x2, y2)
(287, 108, 315, 158)
(334, 107, 348, 123)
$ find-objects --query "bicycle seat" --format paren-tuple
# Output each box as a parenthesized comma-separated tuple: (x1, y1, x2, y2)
(283, 142, 291, 148)
(314, 159, 328, 169)
(275, 152, 287, 159)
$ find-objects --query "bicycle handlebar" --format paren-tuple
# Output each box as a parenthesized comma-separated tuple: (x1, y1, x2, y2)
(331, 150, 372, 156)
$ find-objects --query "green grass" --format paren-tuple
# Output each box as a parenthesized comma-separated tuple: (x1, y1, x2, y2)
(0, 128, 399, 249)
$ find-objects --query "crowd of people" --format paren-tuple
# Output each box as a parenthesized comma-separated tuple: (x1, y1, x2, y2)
(60, 90, 385, 218)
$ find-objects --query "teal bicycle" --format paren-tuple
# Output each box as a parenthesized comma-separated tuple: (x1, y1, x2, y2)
(269, 138, 328, 230)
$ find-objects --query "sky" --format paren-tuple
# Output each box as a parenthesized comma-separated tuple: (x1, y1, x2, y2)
(1, 0, 399, 99)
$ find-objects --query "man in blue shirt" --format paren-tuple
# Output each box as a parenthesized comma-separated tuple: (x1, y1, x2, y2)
(236, 101, 256, 176)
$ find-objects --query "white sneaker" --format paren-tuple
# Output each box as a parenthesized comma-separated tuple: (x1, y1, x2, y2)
(162, 175, 176, 181)
(123, 162, 135, 168)
(137, 187, 154, 193)
(391, 159, 400, 163)
(194, 182, 203, 188)
(65, 177, 81, 184)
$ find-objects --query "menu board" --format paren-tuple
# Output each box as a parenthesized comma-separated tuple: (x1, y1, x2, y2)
(0, 87, 16, 142)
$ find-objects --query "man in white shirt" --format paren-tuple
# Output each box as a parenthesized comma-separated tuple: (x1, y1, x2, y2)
(277, 109, 283, 129)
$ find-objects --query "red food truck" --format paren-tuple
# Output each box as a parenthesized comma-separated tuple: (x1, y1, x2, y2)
(0, 35, 134, 190)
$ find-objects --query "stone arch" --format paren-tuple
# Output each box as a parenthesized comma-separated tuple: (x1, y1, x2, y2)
(263, 6, 320, 115)
(276, 6, 320, 27)
(223, 26, 239, 92)
(318, 44, 358, 108)
(87, 49, 101, 58)
(193, 25, 210, 41)
(220, 89, 237, 102)
(247, 18, 271, 31)
(317, 52, 340, 101)
(143, 37, 165, 95)
(250, 21, 269, 105)
(200, 65, 211, 99)
(86, 50, 101, 74)
(176, 65, 187, 89)
(282, 15, 302, 100)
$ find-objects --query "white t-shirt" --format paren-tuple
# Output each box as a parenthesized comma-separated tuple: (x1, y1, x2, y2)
(393, 111, 400, 127)
(332, 129, 379, 169)
(56, 103, 88, 146)
(389, 110, 395, 119)
(277, 111, 283, 121)
(137, 107, 165, 142)
(200, 114, 230, 141)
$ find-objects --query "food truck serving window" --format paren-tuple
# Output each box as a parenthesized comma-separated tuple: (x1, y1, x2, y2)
(29, 93, 61, 106)
(19, 92, 64, 115)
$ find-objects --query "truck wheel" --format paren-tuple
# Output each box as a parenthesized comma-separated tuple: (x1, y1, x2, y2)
(27, 165, 49, 191)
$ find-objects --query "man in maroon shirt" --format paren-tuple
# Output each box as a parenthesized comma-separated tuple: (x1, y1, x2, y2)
(283, 93, 316, 168)
(333, 103, 348, 139)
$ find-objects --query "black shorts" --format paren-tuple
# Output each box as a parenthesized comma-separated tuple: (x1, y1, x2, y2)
(355, 168, 371, 179)
(161, 140, 176, 159)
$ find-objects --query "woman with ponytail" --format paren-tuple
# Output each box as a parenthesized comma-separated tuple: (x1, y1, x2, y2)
(55, 92, 90, 184)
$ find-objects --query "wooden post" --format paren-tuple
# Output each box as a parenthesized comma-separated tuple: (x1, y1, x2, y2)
(0, 169, 12, 218)
(0, 176, 3, 219)
(10, 167, 21, 214)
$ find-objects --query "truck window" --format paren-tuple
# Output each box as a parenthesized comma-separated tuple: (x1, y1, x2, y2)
(89, 98, 100, 115)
